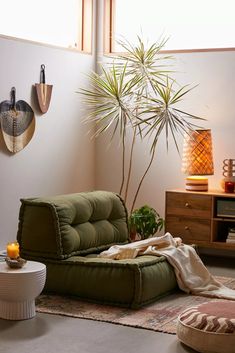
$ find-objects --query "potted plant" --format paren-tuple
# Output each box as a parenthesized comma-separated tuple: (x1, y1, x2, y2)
(78, 36, 204, 219)
(129, 205, 164, 240)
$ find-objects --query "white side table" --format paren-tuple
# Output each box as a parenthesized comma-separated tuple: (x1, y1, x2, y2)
(0, 260, 46, 320)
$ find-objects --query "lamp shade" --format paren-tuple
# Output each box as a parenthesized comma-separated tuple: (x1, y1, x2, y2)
(182, 129, 214, 176)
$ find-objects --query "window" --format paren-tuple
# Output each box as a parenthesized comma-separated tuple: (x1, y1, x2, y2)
(0, 0, 92, 52)
(104, 0, 235, 53)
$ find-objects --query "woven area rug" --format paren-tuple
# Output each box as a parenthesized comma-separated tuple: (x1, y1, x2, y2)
(36, 276, 235, 334)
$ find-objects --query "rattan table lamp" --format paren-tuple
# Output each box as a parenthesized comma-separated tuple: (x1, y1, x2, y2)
(181, 129, 214, 191)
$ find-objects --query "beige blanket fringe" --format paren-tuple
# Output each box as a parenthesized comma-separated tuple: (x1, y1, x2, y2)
(99, 233, 235, 300)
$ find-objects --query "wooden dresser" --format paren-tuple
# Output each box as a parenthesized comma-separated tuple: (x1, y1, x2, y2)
(165, 189, 235, 250)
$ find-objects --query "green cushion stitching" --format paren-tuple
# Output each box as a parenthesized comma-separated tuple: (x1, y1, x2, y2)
(18, 200, 64, 257)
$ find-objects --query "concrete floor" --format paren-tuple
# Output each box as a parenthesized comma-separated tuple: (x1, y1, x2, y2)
(0, 255, 234, 353)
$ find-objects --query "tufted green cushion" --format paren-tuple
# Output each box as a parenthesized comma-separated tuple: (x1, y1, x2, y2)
(17, 191, 129, 260)
(17, 190, 178, 308)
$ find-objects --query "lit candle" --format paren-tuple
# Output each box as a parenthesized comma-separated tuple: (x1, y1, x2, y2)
(7, 242, 20, 259)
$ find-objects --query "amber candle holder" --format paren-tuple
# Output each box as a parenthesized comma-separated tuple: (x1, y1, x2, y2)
(5, 242, 26, 268)
(6, 242, 20, 259)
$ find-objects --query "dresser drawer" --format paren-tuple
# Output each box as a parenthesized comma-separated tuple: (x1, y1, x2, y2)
(166, 192, 212, 219)
(165, 215, 211, 243)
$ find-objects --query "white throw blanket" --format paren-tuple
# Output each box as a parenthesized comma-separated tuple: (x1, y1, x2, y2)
(99, 232, 235, 300)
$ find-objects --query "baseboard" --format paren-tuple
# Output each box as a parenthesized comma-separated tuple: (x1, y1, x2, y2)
(198, 247, 235, 258)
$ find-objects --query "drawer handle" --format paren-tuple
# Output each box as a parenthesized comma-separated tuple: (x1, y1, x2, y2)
(185, 203, 190, 208)
(185, 226, 189, 230)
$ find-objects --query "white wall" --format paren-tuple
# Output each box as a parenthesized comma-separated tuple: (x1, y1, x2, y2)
(95, 2, 235, 220)
(0, 35, 96, 248)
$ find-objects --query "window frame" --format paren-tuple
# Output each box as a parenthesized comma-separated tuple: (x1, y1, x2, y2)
(104, 0, 235, 54)
(78, 0, 93, 53)
(103, 0, 115, 54)
(0, 0, 93, 54)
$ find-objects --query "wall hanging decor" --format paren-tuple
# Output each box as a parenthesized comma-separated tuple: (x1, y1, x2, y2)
(35, 64, 53, 113)
(0, 87, 35, 153)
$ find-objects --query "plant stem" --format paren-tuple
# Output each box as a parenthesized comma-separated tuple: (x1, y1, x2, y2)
(119, 115, 126, 196)
(124, 124, 137, 203)
(131, 149, 156, 213)
(129, 71, 159, 212)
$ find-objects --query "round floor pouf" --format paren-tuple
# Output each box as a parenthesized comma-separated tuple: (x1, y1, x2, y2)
(177, 301, 235, 353)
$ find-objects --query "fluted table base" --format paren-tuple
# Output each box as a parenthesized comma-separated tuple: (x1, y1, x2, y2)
(0, 299, 36, 320)
(0, 261, 46, 320)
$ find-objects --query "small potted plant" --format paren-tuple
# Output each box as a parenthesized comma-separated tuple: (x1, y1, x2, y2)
(129, 205, 164, 241)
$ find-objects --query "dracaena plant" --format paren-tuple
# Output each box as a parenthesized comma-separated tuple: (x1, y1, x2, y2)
(78, 36, 204, 214)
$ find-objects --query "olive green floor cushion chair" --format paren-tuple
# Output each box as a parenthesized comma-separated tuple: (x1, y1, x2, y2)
(17, 191, 177, 308)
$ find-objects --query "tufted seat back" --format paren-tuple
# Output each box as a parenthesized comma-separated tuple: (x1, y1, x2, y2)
(17, 191, 129, 260)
